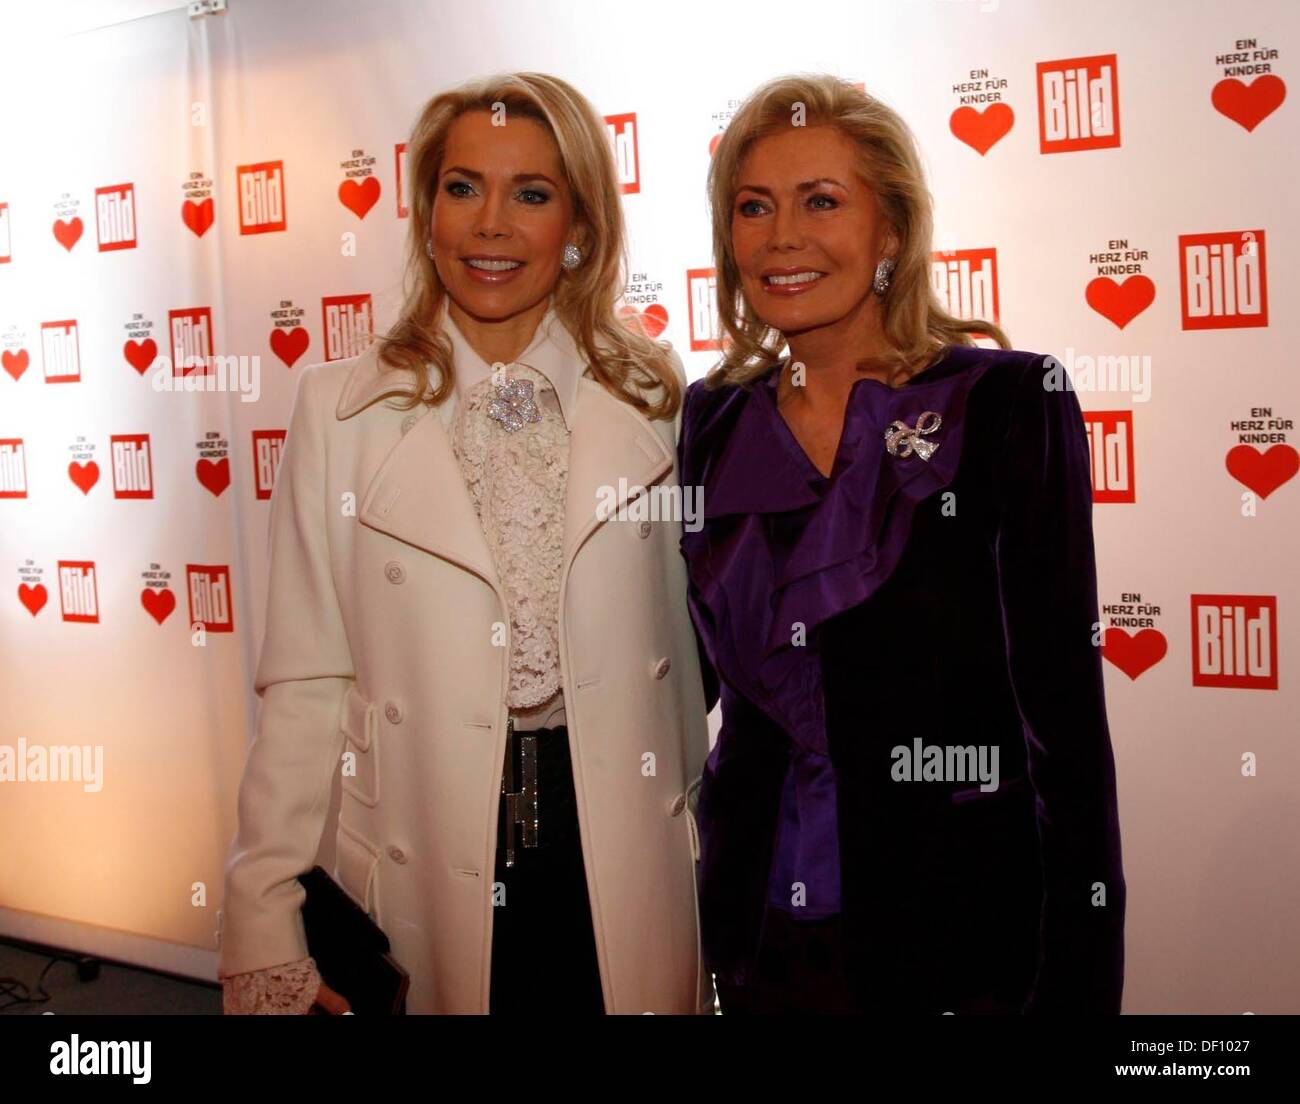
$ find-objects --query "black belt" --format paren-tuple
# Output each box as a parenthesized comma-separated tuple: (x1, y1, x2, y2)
(497, 717, 577, 865)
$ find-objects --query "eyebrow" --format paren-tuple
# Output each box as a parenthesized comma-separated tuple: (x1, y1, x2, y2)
(441, 166, 561, 188)
(735, 177, 848, 196)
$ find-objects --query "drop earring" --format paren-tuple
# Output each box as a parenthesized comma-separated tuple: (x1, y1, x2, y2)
(561, 242, 582, 270)
(872, 257, 894, 295)
(426, 239, 434, 260)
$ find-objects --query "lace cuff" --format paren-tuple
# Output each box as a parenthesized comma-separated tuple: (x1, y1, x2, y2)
(222, 955, 322, 1015)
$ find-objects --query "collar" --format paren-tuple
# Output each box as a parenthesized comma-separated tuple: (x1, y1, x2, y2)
(334, 300, 586, 425)
(440, 301, 584, 430)
(691, 346, 980, 519)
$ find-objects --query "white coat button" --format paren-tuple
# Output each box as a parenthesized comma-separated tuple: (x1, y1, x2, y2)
(669, 793, 686, 816)
(400, 414, 418, 435)
(385, 561, 406, 584)
(384, 701, 403, 724)
(388, 846, 407, 864)
(652, 656, 671, 679)
(637, 520, 652, 538)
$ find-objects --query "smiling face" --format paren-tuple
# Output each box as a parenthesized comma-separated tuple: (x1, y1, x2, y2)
(730, 124, 898, 340)
(431, 109, 576, 325)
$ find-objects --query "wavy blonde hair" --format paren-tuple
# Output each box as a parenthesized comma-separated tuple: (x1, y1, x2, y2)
(375, 72, 680, 419)
(705, 73, 1010, 389)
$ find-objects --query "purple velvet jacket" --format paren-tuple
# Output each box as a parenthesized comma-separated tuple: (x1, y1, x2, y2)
(677, 344, 1126, 1013)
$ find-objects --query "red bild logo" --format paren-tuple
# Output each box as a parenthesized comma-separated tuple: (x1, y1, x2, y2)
(237, 160, 287, 234)
(252, 429, 286, 500)
(930, 248, 999, 325)
(187, 563, 235, 633)
(1191, 594, 1278, 689)
(605, 113, 640, 195)
(1084, 411, 1134, 503)
(686, 268, 719, 352)
(1037, 53, 1120, 152)
(1179, 229, 1268, 329)
(110, 434, 154, 499)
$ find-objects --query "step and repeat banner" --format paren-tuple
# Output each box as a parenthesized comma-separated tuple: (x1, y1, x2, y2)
(0, 0, 1295, 1011)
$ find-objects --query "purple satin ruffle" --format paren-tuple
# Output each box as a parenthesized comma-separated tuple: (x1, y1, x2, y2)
(682, 352, 989, 919)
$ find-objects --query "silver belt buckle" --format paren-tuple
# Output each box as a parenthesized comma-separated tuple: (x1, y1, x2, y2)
(501, 716, 539, 867)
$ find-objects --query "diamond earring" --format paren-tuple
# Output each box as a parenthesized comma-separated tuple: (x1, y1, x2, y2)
(561, 242, 582, 270)
(873, 258, 894, 295)
(426, 239, 434, 260)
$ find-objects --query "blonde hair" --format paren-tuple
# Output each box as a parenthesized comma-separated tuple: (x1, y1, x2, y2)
(705, 73, 1010, 388)
(375, 71, 680, 419)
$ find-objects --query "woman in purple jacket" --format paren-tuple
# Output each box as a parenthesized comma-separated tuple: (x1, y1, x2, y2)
(679, 74, 1125, 1014)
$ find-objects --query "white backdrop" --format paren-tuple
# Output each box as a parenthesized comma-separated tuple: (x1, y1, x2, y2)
(1, 0, 1296, 1013)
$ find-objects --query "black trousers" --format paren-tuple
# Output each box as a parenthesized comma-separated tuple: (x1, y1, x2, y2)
(713, 909, 861, 1015)
(488, 723, 605, 1014)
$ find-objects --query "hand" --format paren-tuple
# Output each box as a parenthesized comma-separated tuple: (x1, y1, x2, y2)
(310, 980, 352, 1014)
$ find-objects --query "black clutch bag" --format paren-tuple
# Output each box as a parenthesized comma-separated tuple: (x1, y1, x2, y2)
(297, 865, 409, 1014)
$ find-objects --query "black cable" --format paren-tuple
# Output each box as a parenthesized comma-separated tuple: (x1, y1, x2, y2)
(0, 953, 78, 1012)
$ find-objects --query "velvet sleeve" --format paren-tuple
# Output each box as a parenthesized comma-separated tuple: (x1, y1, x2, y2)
(677, 382, 721, 716)
(992, 354, 1127, 1014)
(685, 581, 721, 716)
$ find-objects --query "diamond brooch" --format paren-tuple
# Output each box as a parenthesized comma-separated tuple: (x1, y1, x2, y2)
(884, 410, 943, 461)
(486, 376, 542, 433)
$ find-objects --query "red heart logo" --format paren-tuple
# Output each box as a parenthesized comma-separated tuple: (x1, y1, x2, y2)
(270, 325, 310, 367)
(141, 587, 176, 625)
(949, 104, 1015, 155)
(53, 217, 83, 251)
(1103, 627, 1168, 680)
(68, 460, 99, 494)
(1225, 443, 1299, 499)
(709, 133, 723, 157)
(182, 197, 215, 237)
(18, 583, 47, 616)
(1212, 75, 1286, 132)
(339, 176, 381, 219)
(123, 338, 158, 375)
(196, 456, 231, 496)
(1085, 275, 1156, 329)
(618, 304, 670, 339)
(3, 348, 29, 381)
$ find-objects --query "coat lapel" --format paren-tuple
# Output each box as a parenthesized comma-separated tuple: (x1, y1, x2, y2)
(562, 377, 674, 564)
(334, 340, 673, 586)
(334, 346, 496, 583)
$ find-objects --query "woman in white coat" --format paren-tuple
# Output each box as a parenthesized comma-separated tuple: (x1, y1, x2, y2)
(219, 72, 712, 1014)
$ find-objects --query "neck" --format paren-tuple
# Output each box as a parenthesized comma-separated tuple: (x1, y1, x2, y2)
(447, 296, 550, 365)
(780, 296, 890, 409)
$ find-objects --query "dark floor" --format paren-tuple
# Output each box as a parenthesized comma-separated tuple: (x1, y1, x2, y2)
(0, 938, 221, 1015)
(1, 937, 722, 1014)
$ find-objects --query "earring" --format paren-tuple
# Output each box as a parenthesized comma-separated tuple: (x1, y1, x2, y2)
(561, 242, 582, 270)
(872, 257, 894, 295)
(426, 239, 434, 260)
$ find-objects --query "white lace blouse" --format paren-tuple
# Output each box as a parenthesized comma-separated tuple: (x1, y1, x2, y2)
(223, 304, 577, 1013)
(442, 302, 575, 732)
